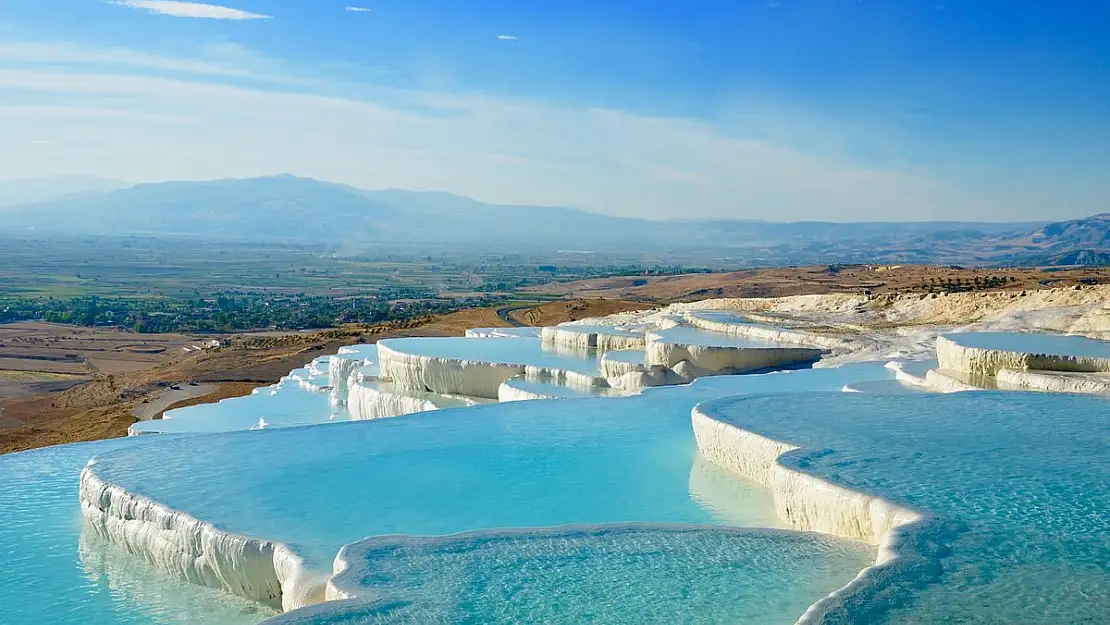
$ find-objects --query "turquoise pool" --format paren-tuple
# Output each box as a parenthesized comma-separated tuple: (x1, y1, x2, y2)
(944, 331, 1110, 358)
(0, 440, 276, 625)
(700, 392, 1110, 623)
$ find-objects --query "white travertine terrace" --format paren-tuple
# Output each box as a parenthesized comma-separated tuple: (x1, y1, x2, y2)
(540, 324, 647, 353)
(79, 464, 327, 613)
(692, 403, 920, 548)
(995, 368, 1110, 394)
(645, 331, 826, 373)
(884, 361, 928, 388)
(685, 311, 854, 351)
(464, 327, 543, 338)
(346, 375, 484, 420)
(598, 350, 649, 378)
(381, 341, 554, 398)
(936, 334, 1110, 377)
(497, 379, 556, 401)
(691, 401, 924, 625)
(326, 356, 363, 409)
(376, 340, 610, 399)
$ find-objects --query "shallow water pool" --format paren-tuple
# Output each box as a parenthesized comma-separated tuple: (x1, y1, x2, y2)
(944, 331, 1110, 358)
(701, 391, 1110, 623)
(0, 440, 275, 625)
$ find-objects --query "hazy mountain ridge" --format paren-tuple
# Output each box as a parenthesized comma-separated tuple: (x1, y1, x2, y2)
(0, 175, 128, 208)
(0, 174, 1105, 265)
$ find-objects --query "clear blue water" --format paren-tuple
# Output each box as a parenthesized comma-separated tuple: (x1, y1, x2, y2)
(897, 359, 937, 378)
(0, 360, 895, 625)
(379, 336, 602, 375)
(88, 363, 894, 574)
(130, 376, 336, 435)
(704, 392, 1110, 623)
(264, 525, 873, 625)
(501, 377, 622, 398)
(0, 440, 275, 625)
(651, 326, 797, 349)
(842, 379, 927, 395)
(687, 310, 757, 325)
(945, 331, 1110, 358)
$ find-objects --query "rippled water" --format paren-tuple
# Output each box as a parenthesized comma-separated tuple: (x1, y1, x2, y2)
(705, 392, 1110, 623)
(88, 364, 895, 573)
(2, 361, 898, 624)
(266, 525, 873, 625)
(0, 440, 275, 625)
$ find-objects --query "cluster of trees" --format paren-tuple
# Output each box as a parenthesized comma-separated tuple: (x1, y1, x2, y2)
(476, 263, 713, 292)
(919, 275, 1017, 293)
(0, 290, 499, 333)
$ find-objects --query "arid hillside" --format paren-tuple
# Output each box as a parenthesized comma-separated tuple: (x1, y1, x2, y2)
(531, 264, 1110, 302)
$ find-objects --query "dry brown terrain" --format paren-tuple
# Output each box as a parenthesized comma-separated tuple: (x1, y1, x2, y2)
(510, 299, 657, 326)
(530, 265, 1110, 302)
(0, 299, 650, 454)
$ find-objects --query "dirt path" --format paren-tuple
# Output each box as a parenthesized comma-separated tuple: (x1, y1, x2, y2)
(496, 306, 531, 327)
(130, 383, 217, 421)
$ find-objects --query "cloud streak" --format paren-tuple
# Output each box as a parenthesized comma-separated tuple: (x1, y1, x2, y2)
(1, 41, 1100, 222)
(110, 1, 271, 20)
(497, 35, 518, 41)
(345, 6, 371, 13)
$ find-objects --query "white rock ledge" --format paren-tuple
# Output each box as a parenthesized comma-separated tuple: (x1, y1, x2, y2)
(685, 312, 854, 351)
(995, 368, 1110, 394)
(376, 341, 609, 399)
(79, 462, 327, 613)
(936, 335, 1110, 377)
(541, 325, 646, 353)
(646, 331, 826, 373)
(347, 375, 482, 420)
(691, 400, 924, 625)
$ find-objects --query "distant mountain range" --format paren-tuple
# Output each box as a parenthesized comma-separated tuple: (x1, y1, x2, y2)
(0, 175, 127, 208)
(0, 174, 1105, 266)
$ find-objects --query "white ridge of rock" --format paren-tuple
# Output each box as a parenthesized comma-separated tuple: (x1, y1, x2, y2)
(346, 375, 483, 420)
(464, 327, 542, 338)
(995, 368, 1110, 394)
(497, 378, 557, 401)
(540, 325, 646, 353)
(936, 335, 1110, 377)
(79, 462, 327, 613)
(645, 331, 825, 374)
(922, 368, 983, 393)
(684, 311, 854, 350)
(690, 401, 924, 625)
(327, 356, 365, 409)
(376, 340, 610, 399)
(598, 350, 649, 378)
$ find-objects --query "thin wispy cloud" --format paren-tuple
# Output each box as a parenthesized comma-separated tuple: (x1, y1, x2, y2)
(497, 35, 518, 41)
(110, 1, 271, 20)
(345, 6, 371, 13)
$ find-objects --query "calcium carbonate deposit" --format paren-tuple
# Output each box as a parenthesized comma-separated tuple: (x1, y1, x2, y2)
(5, 287, 1110, 624)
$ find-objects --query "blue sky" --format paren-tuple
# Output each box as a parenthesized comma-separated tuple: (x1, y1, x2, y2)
(0, 0, 1107, 221)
